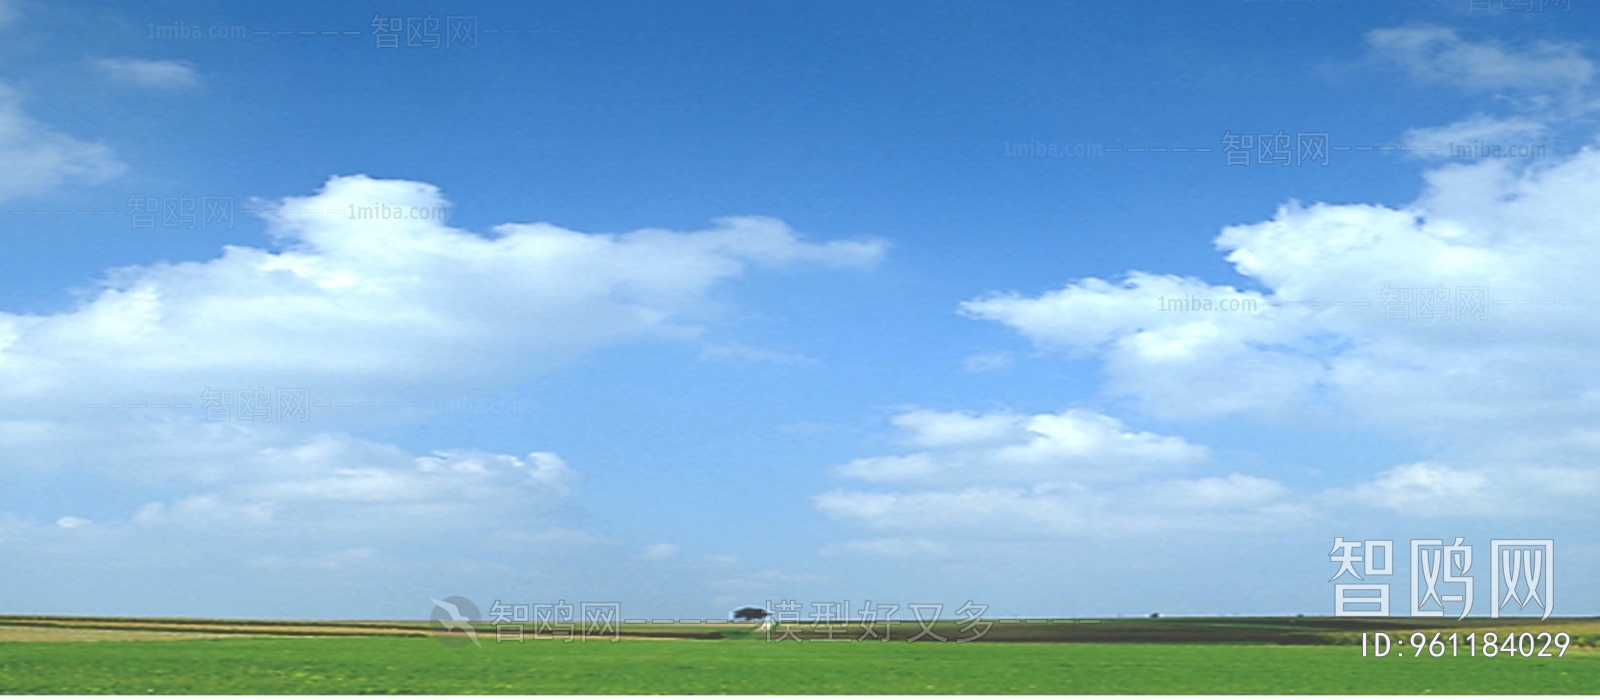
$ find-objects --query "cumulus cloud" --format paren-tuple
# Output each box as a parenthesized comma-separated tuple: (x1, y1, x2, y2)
(0, 82, 123, 200)
(79, 428, 582, 542)
(962, 140, 1600, 519)
(816, 408, 1300, 543)
(1325, 462, 1495, 518)
(1366, 27, 1593, 93)
(0, 175, 883, 410)
(817, 476, 1304, 539)
(94, 58, 199, 88)
(961, 274, 1319, 419)
(834, 409, 1206, 485)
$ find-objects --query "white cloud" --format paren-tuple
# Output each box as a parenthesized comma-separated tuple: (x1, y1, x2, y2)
(641, 543, 681, 560)
(0, 0, 15, 27)
(0, 420, 596, 621)
(1327, 462, 1495, 517)
(94, 58, 199, 89)
(961, 274, 1321, 420)
(114, 432, 576, 538)
(131, 495, 274, 529)
(891, 409, 1028, 449)
(1367, 27, 1593, 93)
(1142, 474, 1291, 510)
(1326, 461, 1600, 518)
(833, 409, 1206, 486)
(816, 408, 1298, 542)
(964, 140, 1600, 520)
(817, 476, 1305, 539)
(0, 82, 123, 200)
(0, 175, 882, 410)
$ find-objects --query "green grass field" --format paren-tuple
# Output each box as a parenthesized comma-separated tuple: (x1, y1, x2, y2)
(2, 617, 1597, 694)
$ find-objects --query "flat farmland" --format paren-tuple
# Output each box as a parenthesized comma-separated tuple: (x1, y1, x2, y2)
(1, 616, 1596, 694)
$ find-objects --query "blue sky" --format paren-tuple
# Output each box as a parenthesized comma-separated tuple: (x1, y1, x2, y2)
(2, 0, 1599, 621)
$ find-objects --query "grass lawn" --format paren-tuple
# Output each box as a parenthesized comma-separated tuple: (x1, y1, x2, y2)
(1, 635, 1596, 694)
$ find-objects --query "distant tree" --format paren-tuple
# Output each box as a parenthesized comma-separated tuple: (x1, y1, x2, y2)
(732, 606, 772, 621)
